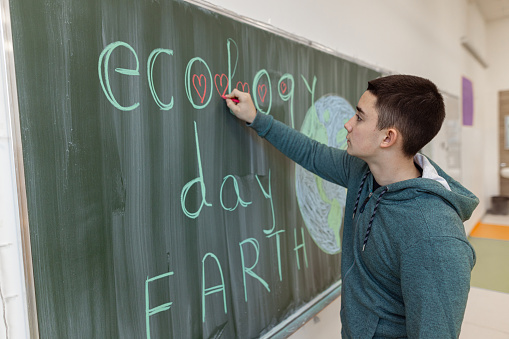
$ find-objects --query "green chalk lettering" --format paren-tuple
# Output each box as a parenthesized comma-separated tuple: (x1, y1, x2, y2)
(301, 75, 317, 107)
(98, 41, 140, 111)
(294, 228, 309, 270)
(145, 271, 174, 339)
(252, 69, 272, 115)
(185, 57, 213, 109)
(181, 121, 212, 218)
(255, 170, 276, 234)
(239, 238, 270, 302)
(266, 230, 285, 281)
(202, 253, 227, 323)
(227, 38, 238, 93)
(278, 74, 295, 128)
(147, 48, 174, 110)
(220, 175, 252, 211)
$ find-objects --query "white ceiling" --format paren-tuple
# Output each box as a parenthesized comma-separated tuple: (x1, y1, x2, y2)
(475, 0, 509, 21)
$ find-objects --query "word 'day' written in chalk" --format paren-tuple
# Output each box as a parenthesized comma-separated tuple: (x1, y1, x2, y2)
(180, 120, 276, 231)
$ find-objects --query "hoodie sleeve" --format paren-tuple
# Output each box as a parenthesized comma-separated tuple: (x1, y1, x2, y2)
(400, 237, 475, 338)
(249, 112, 351, 187)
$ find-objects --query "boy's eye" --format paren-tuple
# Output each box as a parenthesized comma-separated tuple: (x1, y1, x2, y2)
(356, 114, 362, 121)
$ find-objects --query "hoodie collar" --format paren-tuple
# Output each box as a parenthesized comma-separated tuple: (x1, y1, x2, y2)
(414, 153, 451, 191)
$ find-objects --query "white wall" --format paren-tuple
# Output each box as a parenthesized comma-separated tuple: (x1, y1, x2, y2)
(485, 18, 509, 206)
(1, 0, 502, 337)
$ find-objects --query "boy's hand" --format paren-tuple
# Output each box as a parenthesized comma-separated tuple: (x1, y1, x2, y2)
(224, 89, 257, 124)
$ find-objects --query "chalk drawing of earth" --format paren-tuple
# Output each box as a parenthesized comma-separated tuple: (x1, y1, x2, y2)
(295, 95, 355, 254)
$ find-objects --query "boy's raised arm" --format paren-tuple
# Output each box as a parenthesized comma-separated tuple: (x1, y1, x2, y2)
(223, 90, 352, 187)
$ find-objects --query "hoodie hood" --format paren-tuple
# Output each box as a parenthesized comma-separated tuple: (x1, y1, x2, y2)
(379, 153, 478, 222)
(352, 153, 479, 251)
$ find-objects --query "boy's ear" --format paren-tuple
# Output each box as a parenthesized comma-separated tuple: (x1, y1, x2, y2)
(380, 128, 398, 148)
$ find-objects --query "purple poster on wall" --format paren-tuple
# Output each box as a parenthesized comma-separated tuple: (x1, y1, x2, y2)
(462, 76, 474, 126)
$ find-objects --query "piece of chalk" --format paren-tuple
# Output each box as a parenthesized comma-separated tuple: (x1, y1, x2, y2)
(222, 95, 240, 103)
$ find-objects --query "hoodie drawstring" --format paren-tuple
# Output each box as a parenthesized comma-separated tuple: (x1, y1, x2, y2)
(362, 187, 389, 251)
(351, 171, 390, 251)
(352, 171, 370, 220)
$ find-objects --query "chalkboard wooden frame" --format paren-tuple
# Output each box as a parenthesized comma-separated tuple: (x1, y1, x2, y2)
(0, 0, 40, 337)
(264, 281, 340, 338)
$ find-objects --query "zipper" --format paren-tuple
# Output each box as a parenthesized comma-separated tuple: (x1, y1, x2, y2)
(359, 192, 372, 213)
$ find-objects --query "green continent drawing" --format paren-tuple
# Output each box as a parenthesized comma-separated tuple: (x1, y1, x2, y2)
(295, 95, 355, 254)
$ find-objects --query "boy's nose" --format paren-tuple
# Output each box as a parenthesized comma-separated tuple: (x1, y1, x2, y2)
(344, 119, 353, 133)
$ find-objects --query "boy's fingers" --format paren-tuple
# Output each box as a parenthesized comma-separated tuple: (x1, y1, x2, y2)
(226, 100, 238, 111)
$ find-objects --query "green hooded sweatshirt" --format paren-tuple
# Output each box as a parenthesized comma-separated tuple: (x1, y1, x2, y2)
(249, 112, 479, 338)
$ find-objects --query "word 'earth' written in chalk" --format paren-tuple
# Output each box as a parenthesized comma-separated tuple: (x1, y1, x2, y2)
(145, 228, 309, 339)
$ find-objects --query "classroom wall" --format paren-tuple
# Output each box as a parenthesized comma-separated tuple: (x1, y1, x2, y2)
(0, 0, 502, 338)
(485, 17, 509, 205)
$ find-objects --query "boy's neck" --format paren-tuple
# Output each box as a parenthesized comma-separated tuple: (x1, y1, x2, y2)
(366, 152, 420, 187)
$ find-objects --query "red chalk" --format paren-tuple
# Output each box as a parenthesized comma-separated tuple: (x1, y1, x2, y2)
(222, 95, 240, 103)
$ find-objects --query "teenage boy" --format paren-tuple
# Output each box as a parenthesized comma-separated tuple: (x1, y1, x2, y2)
(224, 75, 478, 338)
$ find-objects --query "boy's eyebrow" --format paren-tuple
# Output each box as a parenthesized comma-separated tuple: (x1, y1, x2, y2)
(356, 106, 365, 115)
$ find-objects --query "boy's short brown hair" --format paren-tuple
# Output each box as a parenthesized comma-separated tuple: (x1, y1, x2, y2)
(367, 75, 445, 157)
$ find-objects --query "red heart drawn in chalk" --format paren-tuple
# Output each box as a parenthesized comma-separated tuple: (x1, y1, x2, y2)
(257, 84, 267, 103)
(192, 74, 207, 103)
(236, 81, 250, 93)
(214, 74, 229, 97)
(280, 81, 287, 94)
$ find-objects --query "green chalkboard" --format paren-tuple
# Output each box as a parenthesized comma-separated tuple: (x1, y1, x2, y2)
(9, 0, 380, 337)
